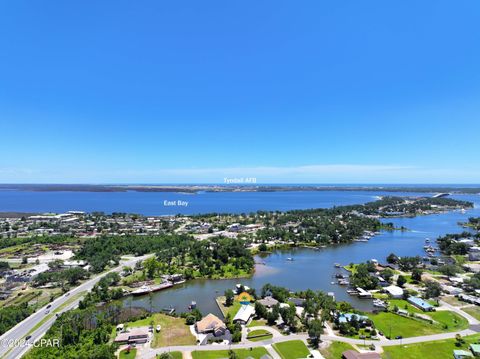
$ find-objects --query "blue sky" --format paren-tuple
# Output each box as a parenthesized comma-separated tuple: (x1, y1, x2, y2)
(1, 1, 480, 183)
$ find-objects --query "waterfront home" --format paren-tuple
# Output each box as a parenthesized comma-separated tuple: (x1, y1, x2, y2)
(114, 327, 149, 344)
(342, 350, 381, 359)
(233, 304, 255, 324)
(453, 350, 474, 359)
(195, 313, 227, 336)
(257, 296, 279, 308)
(384, 285, 404, 298)
(407, 296, 435, 312)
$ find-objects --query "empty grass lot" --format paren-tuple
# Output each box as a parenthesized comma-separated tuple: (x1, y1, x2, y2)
(273, 340, 310, 359)
(382, 333, 480, 359)
(191, 348, 269, 359)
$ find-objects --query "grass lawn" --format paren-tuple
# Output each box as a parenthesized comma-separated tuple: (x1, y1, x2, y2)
(463, 306, 480, 321)
(191, 348, 269, 359)
(367, 310, 468, 338)
(157, 352, 182, 359)
(429, 310, 469, 331)
(127, 313, 196, 347)
(119, 348, 137, 359)
(320, 341, 356, 359)
(248, 318, 267, 327)
(344, 264, 358, 274)
(382, 333, 480, 359)
(247, 329, 273, 341)
(387, 299, 422, 314)
(273, 340, 310, 359)
(216, 296, 242, 318)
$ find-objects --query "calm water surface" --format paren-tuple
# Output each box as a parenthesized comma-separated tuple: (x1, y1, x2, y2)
(0, 189, 438, 215)
(122, 193, 480, 316)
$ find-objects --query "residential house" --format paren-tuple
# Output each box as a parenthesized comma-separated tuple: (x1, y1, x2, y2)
(257, 296, 279, 308)
(233, 304, 255, 324)
(384, 285, 404, 299)
(407, 296, 435, 312)
(195, 313, 227, 337)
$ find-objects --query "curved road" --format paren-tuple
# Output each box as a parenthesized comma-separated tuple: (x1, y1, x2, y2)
(0, 254, 153, 359)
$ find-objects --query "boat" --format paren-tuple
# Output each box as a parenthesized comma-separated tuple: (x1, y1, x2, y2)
(338, 279, 350, 286)
(131, 282, 174, 296)
(425, 238, 430, 243)
(373, 299, 387, 308)
(161, 306, 175, 314)
(334, 263, 341, 268)
(131, 285, 152, 296)
(188, 301, 197, 310)
(347, 289, 359, 295)
(286, 257, 294, 261)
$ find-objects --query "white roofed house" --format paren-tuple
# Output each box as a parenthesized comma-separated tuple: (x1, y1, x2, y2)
(233, 304, 255, 324)
(384, 285, 404, 299)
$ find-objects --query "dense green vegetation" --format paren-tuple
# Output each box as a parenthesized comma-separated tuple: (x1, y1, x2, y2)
(437, 231, 474, 255)
(76, 234, 254, 277)
(24, 307, 117, 359)
(34, 267, 90, 288)
(0, 303, 33, 335)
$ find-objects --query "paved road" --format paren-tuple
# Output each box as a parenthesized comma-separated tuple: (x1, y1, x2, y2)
(0, 254, 153, 359)
(145, 328, 480, 358)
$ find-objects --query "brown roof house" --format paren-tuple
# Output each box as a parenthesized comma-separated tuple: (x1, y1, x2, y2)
(195, 313, 227, 337)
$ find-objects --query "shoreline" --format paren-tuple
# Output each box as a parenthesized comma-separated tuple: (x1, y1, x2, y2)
(1, 184, 480, 194)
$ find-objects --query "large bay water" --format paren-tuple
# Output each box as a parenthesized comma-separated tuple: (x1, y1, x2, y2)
(1, 189, 479, 315)
(0, 189, 441, 215)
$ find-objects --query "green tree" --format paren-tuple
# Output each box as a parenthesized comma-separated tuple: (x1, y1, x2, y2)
(397, 275, 407, 287)
(308, 319, 324, 348)
(225, 289, 234, 307)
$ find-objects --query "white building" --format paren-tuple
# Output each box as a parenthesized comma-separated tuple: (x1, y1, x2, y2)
(384, 285, 404, 298)
(232, 304, 255, 324)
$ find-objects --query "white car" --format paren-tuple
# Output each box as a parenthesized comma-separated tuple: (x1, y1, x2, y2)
(156, 325, 161, 332)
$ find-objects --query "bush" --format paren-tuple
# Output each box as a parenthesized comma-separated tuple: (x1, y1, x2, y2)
(185, 315, 196, 325)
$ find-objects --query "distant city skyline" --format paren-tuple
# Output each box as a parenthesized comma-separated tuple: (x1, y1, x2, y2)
(1, 1, 480, 183)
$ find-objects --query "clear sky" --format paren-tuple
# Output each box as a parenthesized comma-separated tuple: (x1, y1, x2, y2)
(1, 1, 480, 184)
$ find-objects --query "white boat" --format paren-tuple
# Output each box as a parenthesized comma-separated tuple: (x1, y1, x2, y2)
(373, 299, 387, 308)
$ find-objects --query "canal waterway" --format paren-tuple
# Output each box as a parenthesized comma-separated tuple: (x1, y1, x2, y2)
(123, 193, 480, 316)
